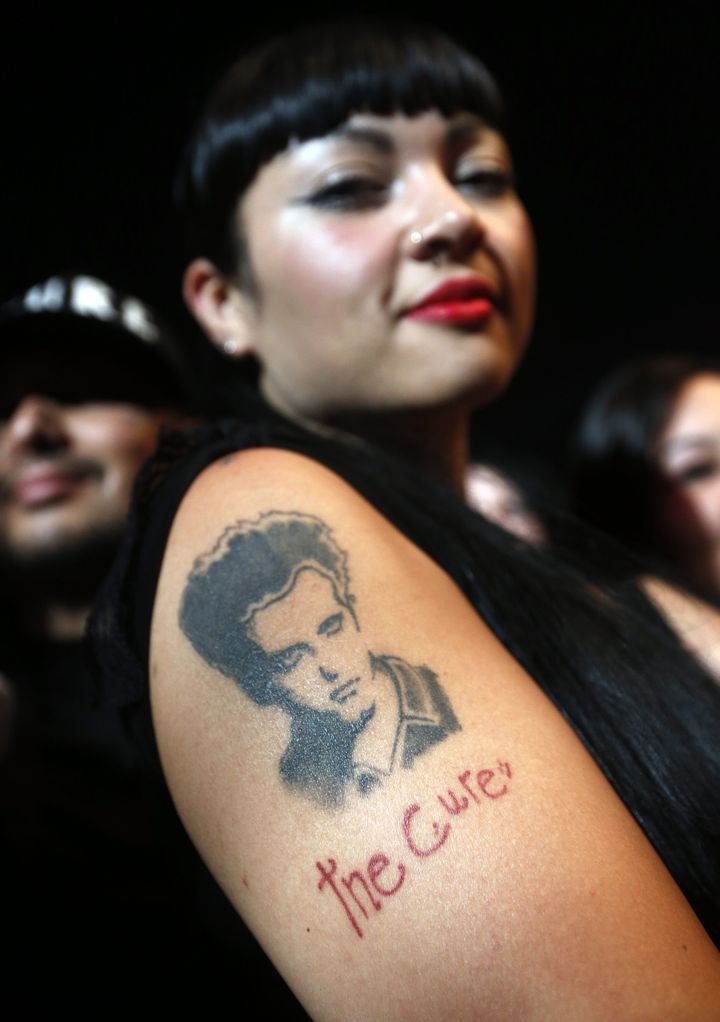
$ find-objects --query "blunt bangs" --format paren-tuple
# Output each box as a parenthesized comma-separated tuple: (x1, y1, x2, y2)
(177, 20, 506, 273)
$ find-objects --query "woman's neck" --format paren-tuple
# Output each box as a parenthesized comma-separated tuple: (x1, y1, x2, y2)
(262, 387, 470, 496)
(333, 408, 470, 496)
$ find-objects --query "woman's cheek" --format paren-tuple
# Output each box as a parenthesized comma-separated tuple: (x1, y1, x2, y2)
(690, 482, 720, 536)
(495, 207, 536, 345)
(657, 487, 716, 550)
(310, 219, 394, 287)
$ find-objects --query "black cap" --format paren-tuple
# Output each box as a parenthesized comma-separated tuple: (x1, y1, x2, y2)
(0, 273, 196, 410)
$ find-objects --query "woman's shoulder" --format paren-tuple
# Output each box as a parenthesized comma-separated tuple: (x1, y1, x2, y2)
(162, 443, 453, 647)
(88, 415, 427, 715)
(167, 434, 470, 596)
(642, 574, 720, 682)
(185, 443, 376, 501)
(149, 439, 720, 1019)
(176, 444, 415, 543)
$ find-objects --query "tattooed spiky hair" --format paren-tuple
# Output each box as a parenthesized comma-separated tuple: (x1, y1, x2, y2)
(180, 511, 356, 703)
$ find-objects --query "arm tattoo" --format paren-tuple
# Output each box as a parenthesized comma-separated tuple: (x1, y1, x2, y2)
(179, 511, 460, 809)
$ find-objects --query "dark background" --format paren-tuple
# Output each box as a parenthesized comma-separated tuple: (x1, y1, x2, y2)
(2, 2, 717, 468)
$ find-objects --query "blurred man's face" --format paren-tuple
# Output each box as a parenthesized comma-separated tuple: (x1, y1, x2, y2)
(0, 347, 170, 565)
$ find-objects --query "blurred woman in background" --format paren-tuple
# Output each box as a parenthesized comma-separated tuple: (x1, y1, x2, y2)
(571, 354, 720, 605)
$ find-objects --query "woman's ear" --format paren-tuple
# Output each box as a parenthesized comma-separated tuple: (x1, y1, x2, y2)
(183, 259, 255, 358)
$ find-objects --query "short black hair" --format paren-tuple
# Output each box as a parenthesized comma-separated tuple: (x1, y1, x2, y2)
(176, 17, 506, 274)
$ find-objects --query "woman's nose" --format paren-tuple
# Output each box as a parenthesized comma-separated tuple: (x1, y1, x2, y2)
(404, 181, 486, 264)
(2, 395, 69, 458)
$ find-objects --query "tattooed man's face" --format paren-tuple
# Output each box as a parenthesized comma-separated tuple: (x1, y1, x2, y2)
(250, 567, 374, 722)
(180, 512, 461, 805)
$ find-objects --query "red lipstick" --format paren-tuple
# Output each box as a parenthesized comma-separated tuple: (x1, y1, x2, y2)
(405, 277, 498, 326)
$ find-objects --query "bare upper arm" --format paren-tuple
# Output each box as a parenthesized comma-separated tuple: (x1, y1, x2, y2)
(642, 575, 720, 682)
(150, 448, 720, 1021)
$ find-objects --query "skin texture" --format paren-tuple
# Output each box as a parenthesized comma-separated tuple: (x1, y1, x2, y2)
(642, 575, 720, 682)
(152, 449, 720, 1021)
(654, 373, 720, 601)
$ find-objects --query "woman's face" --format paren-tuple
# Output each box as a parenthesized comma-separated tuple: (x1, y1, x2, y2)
(225, 110, 535, 422)
(654, 373, 720, 597)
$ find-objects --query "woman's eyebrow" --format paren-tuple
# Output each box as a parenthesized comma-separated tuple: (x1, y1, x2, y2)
(330, 125, 394, 154)
(446, 117, 488, 146)
(662, 435, 720, 454)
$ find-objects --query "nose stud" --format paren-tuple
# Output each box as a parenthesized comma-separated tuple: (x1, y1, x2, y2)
(409, 211, 462, 248)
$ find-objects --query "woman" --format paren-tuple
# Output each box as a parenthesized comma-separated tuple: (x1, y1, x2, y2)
(90, 20, 720, 1018)
(572, 354, 720, 604)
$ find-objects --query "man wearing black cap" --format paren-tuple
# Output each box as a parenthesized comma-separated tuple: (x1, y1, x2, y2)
(0, 273, 195, 642)
(0, 272, 309, 1018)
(0, 273, 204, 1009)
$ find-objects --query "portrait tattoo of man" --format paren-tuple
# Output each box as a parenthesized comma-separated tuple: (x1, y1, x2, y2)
(179, 511, 460, 808)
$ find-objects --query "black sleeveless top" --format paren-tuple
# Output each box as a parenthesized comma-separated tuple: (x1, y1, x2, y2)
(87, 412, 720, 947)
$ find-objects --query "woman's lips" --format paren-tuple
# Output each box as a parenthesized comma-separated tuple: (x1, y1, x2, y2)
(406, 298, 495, 325)
(404, 277, 499, 326)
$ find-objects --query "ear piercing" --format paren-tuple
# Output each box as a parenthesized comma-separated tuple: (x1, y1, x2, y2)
(223, 337, 240, 355)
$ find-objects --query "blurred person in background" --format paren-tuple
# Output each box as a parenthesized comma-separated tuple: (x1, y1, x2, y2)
(0, 273, 302, 1016)
(465, 454, 554, 544)
(571, 355, 720, 604)
(570, 353, 720, 680)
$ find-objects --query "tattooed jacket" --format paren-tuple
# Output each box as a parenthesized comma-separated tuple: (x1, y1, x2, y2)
(356, 654, 461, 787)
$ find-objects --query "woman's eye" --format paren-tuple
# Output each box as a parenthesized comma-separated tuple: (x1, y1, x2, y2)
(306, 176, 388, 211)
(455, 169, 514, 198)
(675, 460, 718, 484)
